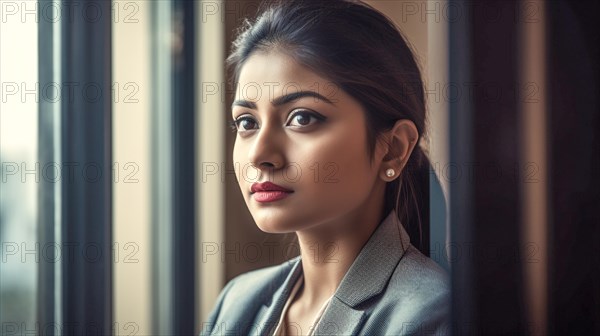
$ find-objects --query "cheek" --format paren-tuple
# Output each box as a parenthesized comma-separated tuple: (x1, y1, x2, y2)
(297, 129, 375, 206)
(232, 139, 246, 183)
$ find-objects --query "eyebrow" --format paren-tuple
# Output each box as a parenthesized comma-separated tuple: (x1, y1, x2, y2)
(231, 90, 334, 110)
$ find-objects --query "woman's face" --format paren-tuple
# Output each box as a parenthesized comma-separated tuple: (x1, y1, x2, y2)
(232, 51, 386, 233)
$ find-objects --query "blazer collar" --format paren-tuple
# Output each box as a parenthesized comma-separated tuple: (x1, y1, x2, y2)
(257, 210, 411, 335)
(255, 255, 303, 334)
(333, 209, 411, 307)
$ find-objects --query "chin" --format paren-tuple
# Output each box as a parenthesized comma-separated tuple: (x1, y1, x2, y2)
(254, 221, 297, 234)
(250, 211, 299, 234)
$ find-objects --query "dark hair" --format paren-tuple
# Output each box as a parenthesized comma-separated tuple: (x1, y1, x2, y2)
(227, 0, 435, 255)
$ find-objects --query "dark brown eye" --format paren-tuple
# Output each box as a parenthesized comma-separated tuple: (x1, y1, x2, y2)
(286, 110, 326, 128)
(293, 113, 310, 126)
(233, 116, 258, 131)
(240, 119, 257, 130)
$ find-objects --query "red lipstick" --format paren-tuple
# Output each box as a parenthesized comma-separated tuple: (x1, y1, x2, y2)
(250, 182, 293, 203)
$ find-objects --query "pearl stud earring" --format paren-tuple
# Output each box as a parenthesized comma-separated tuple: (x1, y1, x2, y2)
(385, 168, 395, 177)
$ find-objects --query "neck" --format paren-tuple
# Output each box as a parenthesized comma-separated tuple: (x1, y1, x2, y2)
(295, 204, 385, 306)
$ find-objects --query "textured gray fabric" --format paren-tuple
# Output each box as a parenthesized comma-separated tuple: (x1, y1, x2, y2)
(200, 210, 450, 335)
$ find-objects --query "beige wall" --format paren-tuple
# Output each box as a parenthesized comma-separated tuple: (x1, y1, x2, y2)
(113, 1, 151, 334)
(197, 0, 226, 325)
(366, 0, 429, 71)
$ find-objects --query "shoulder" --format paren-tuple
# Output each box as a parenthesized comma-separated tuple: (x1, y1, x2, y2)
(392, 244, 450, 309)
(369, 245, 450, 334)
(391, 244, 450, 294)
(200, 257, 299, 335)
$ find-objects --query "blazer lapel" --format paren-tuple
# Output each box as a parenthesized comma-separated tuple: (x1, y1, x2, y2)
(313, 209, 411, 335)
(254, 256, 303, 335)
(311, 296, 366, 335)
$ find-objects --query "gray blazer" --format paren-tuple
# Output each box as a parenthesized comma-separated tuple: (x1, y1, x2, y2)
(200, 211, 450, 335)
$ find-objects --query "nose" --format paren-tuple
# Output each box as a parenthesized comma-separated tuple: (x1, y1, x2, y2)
(247, 122, 286, 174)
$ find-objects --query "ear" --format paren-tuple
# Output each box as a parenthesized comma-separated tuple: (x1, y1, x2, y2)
(378, 119, 419, 181)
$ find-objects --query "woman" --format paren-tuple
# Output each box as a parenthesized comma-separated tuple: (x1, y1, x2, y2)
(201, 1, 449, 335)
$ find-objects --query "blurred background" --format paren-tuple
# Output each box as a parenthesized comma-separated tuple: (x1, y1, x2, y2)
(1, 0, 598, 335)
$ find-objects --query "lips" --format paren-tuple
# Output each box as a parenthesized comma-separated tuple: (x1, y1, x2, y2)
(250, 181, 294, 194)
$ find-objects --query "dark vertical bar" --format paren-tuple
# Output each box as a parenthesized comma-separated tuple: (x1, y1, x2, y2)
(449, 0, 475, 334)
(60, 0, 112, 334)
(451, 1, 527, 334)
(470, 1, 525, 334)
(38, 0, 56, 332)
(172, 1, 196, 335)
(546, 1, 600, 335)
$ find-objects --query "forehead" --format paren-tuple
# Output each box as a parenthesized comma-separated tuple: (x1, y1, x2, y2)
(235, 51, 335, 101)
